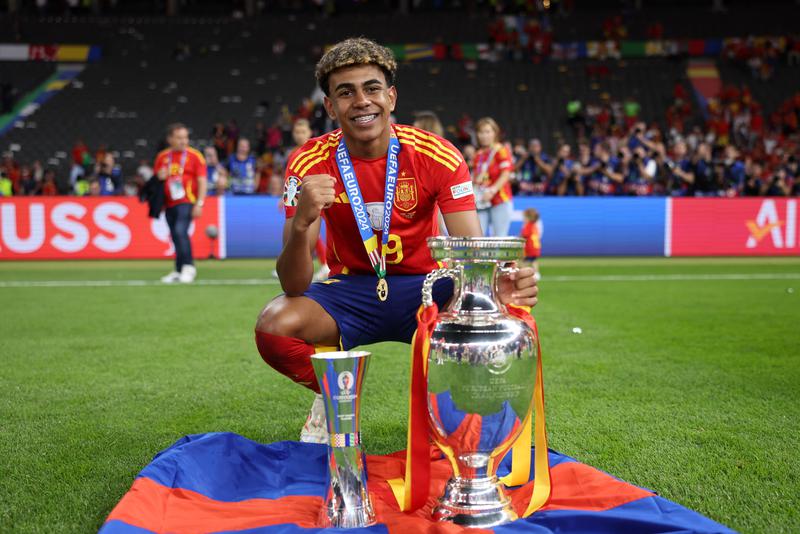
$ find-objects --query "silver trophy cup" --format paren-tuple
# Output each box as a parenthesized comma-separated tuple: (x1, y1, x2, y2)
(422, 237, 538, 528)
(311, 351, 376, 528)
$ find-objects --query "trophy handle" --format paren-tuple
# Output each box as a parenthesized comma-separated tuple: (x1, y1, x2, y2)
(422, 267, 461, 308)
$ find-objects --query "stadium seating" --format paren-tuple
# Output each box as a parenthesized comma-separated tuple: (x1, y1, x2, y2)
(0, 8, 797, 189)
(1, 61, 54, 98)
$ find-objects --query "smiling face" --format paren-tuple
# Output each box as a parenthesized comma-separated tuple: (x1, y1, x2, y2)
(323, 64, 396, 158)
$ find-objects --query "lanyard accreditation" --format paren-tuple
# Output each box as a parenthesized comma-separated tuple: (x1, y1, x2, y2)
(334, 133, 401, 302)
(166, 150, 188, 201)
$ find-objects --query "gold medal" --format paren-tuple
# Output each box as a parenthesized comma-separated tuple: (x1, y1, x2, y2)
(376, 278, 388, 302)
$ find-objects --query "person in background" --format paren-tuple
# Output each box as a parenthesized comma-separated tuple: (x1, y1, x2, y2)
(692, 142, 715, 196)
(520, 207, 542, 282)
(41, 169, 58, 196)
(0, 169, 12, 196)
(154, 123, 208, 284)
(88, 179, 102, 196)
(288, 118, 329, 281)
(96, 153, 123, 195)
(668, 140, 695, 196)
(461, 143, 476, 169)
(571, 141, 597, 196)
(515, 138, 550, 196)
(226, 138, 259, 194)
(587, 142, 623, 195)
(20, 165, 40, 195)
(544, 143, 574, 196)
(413, 110, 445, 137)
(204, 146, 228, 195)
(473, 116, 514, 236)
(623, 145, 656, 196)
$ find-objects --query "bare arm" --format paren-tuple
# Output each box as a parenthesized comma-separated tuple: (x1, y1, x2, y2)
(192, 175, 208, 219)
(442, 210, 483, 237)
(276, 173, 335, 296)
(534, 155, 554, 177)
(277, 216, 321, 295)
(482, 170, 512, 203)
(673, 165, 694, 184)
(600, 163, 625, 183)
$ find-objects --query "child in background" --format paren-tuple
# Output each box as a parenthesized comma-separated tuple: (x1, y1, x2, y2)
(521, 207, 542, 281)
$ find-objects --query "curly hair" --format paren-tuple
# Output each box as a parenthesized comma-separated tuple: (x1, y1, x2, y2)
(315, 37, 397, 96)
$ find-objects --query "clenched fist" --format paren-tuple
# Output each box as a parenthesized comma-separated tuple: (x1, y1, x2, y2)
(292, 174, 337, 232)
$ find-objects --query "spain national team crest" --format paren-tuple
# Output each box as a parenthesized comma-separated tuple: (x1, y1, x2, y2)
(395, 176, 418, 212)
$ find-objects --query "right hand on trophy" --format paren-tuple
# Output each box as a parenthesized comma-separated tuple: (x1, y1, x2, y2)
(497, 264, 538, 308)
(292, 173, 336, 232)
(157, 166, 168, 181)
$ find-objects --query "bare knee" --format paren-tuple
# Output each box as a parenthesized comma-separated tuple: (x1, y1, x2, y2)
(255, 296, 304, 338)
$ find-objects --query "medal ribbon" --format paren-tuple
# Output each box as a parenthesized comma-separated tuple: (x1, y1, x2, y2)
(335, 132, 401, 278)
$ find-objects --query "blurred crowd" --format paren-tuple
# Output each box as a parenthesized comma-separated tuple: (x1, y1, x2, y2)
(498, 83, 800, 197)
(2, 78, 799, 199)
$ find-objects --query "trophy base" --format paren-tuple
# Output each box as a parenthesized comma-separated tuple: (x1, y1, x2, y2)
(319, 503, 376, 529)
(432, 475, 518, 528)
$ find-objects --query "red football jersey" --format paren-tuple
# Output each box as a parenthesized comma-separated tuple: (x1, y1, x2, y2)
(283, 125, 475, 276)
(154, 147, 207, 208)
(473, 144, 513, 206)
(521, 221, 541, 258)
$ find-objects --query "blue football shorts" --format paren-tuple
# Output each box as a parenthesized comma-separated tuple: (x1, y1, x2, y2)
(303, 274, 454, 350)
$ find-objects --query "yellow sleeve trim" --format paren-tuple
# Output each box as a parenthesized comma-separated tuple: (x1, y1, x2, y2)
(399, 139, 457, 172)
(395, 126, 463, 163)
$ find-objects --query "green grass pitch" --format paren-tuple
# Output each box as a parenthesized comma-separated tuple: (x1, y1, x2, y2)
(1, 257, 798, 533)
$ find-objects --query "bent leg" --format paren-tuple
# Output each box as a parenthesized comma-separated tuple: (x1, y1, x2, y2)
(254, 295, 340, 392)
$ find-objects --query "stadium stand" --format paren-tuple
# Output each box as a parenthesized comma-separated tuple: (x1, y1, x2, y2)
(1, 3, 798, 197)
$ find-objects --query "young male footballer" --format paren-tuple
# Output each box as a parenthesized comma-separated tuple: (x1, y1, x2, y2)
(254, 38, 538, 442)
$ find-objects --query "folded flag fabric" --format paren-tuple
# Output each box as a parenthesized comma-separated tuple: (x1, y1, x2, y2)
(100, 432, 734, 533)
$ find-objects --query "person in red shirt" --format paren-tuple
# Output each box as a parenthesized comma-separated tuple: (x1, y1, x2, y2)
(153, 123, 207, 284)
(472, 117, 514, 236)
(520, 208, 541, 281)
(253, 38, 539, 443)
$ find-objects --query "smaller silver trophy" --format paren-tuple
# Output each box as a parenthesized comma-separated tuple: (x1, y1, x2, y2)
(311, 351, 376, 528)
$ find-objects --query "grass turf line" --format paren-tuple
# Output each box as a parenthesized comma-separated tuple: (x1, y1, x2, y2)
(0, 258, 798, 533)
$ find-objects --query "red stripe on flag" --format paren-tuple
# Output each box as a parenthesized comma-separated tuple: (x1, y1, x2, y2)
(105, 477, 322, 532)
(105, 453, 655, 533)
(509, 461, 654, 515)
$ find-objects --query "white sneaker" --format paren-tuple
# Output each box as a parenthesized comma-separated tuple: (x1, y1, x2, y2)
(179, 264, 197, 284)
(300, 393, 328, 444)
(312, 264, 330, 282)
(161, 271, 180, 283)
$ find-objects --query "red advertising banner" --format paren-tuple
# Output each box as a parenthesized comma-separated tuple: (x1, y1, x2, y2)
(670, 198, 799, 256)
(0, 197, 221, 260)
